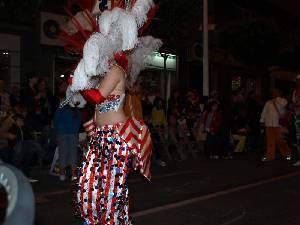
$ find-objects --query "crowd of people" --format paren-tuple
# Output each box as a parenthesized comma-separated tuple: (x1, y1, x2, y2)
(140, 83, 300, 167)
(1, 74, 300, 182)
(0, 74, 82, 181)
(140, 88, 263, 164)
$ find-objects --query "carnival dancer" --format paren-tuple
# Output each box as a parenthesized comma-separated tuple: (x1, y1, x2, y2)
(59, 0, 162, 224)
(292, 75, 300, 166)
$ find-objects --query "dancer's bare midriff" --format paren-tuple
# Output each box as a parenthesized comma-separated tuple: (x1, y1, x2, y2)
(96, 110, 128, 126)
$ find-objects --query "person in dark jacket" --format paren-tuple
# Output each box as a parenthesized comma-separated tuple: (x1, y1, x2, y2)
(54, 105, 81, 181)
(203, 101, 222, 159)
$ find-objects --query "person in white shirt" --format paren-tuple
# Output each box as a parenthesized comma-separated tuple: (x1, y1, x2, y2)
(260, 89, 291, 161)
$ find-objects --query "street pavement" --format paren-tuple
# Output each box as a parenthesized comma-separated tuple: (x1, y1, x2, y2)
(26, 154, 300, 225)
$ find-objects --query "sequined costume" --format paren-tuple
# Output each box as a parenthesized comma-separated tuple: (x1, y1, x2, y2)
(77, 95, 152, 225)
(77, 124, 133, 225)
(77, 117, 152, 225)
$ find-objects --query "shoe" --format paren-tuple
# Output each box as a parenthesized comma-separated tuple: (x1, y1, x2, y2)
(293, 160, 300, 167)
(59, 174, 66, 181)
(28, 178, 38, 183)
(261, 157, 272, 162)
(213, 155, 219, 160)
(285, 155, 292, 161)
(156, 159, 167, 167)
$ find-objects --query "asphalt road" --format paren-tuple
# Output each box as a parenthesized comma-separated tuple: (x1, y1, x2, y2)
(27, 154, 300, 225)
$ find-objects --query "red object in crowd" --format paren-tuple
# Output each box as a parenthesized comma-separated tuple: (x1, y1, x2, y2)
(202, 111, 222, 134)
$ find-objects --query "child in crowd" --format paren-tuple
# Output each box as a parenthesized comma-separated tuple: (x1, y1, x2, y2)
(151, 97, 168, 166)
(177, 113, 193, 159)
(168, 108, 186, 161)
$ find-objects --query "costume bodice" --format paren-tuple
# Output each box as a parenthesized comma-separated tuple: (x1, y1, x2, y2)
(96, 94, 125, 113)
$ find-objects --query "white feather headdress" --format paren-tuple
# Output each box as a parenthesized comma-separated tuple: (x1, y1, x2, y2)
(65, 0, 162, 107)
(129, 36, 163, 86)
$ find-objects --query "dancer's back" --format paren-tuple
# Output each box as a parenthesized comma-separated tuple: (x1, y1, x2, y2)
(95, 65, 128, 126)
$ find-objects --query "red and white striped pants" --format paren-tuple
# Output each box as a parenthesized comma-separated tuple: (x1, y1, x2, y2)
(77, 124, 133, 225)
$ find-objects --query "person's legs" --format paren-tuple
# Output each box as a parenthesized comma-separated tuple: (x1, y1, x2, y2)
(57, 134, 68, 180)
(77, 127, 133, 225)
(28, 140, 44, 167)
(12, 141, 34, 177)
(293, 115, 300, 166)
(205, 134, 213, 158)
(0, 147, 13, 164)
(21, 142, 34, 177)
(265, 127, 276, 161)
(67, 134, 79, 178)
(206, 134, 220, 159)
(233, 134, 246, 153)
(274, 128, 291, 158)
(295, 114, 300, 159)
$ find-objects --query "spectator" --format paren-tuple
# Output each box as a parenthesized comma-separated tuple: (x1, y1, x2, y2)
(208, 90, 220, 105)
(7, 113, 39, 180)
(203, 101, 222, 159)
(53, 80, 68, 109)
(20, 73, 39, 132)
(20, 73, 39, 114)
(152, 97, 167, 128)
(193, 113, 206, 155)
(260, 89, 291, 162)
(9, 85, 20, 107)
(34, 78, 55, 131)
(0, 79, 11, 117)
(292, 75, 300, 166)
(231, 108, 248, 153)
(151, 97, 168, 166)
(0, 110, 15, 163)
(141, 93, 153, 124)
(54, 104, 81, 181)
(177, 112, 192, 159)
(245, 91, 263, 151)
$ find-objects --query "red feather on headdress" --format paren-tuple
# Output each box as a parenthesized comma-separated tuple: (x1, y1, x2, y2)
(114, 52, 129, 73)
(139, 4, 159, 35)
(59, 0, 159, 73)
(59, 7, 98, 55)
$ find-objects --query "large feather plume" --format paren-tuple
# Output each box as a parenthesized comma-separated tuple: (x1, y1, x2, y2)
(131, 0, 154, 28)
(129, 36, 163, 86)
(99, 7, 138, 51)
(63, 0, 161, 106)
